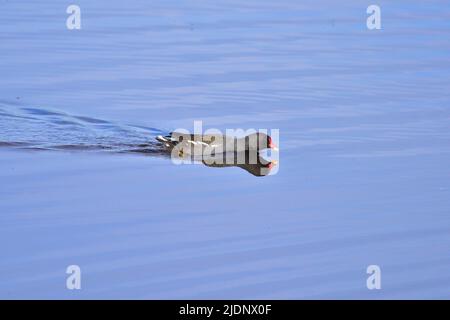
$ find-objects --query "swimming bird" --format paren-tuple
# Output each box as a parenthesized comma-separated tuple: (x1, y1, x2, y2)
(156, 132, 278, 155)
(156, 132, 278, 176)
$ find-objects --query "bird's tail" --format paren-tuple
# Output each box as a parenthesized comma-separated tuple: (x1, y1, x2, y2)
(156, 133, 178, 148)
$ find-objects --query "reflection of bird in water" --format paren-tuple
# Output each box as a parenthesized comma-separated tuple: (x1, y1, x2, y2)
(156, 132, 278, 176)
(200, 151, 276, 177)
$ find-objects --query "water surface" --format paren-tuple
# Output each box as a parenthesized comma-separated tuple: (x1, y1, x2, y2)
(1, 0, 450, 298)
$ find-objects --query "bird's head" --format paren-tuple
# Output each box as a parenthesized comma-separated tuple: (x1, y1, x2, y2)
(246, 132, 278, 151)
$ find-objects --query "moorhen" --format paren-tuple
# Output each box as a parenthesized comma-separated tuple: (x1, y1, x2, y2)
(156, 132, 278, 155)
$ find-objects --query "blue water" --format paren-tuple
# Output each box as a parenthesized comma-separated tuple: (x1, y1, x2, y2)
(1, 0, 450, 298)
